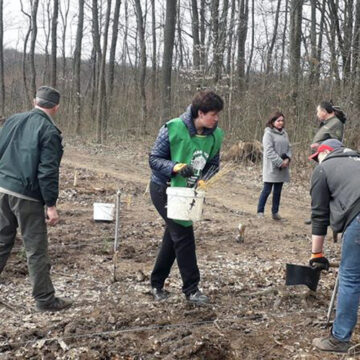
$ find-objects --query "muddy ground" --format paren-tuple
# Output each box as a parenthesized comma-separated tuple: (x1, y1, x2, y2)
(0, 137, 358, 360)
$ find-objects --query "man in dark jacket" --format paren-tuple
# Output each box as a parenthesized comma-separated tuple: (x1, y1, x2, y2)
(0, 86, 72, 312)
(308, 139, 360, 353)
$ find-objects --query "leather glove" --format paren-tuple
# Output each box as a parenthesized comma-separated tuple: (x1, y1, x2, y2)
(309, 252, 330, 271)
(173, 163, 194, 178)
(179, 165, 194, 178)
(196, 179, 206, 190)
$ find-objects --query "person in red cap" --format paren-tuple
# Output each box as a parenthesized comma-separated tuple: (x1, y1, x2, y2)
(308, 138, 360, 353)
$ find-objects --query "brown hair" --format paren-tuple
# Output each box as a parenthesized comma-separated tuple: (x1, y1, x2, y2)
(266, 111, 285, 128)
(191, 90, 224, 118)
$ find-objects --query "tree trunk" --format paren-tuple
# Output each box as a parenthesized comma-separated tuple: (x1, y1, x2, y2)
(191, 0, 200, 69)
(280, 0, 289, 77)
(0, 0, 4, 115)
(51, 0, 59, 88)
(96, 0, 111, 143)
(237, 0, 249, 92)
(73, 0, 84, 135)
(266, 0, 281, 74)
(92, 0, 102, 96)
(161, 0, 177, 122)
(176, 0, 184, 69)
(353, 0, 360, 75)
(289, 0, 303, 101)
(246, 0, 254, 82)
(20, 1, 31, 106)
(30, 0, 39, 98)
(43, 1, 51, 84)
(226, 0, 236, 75)
(200, 0, 206, 69)
(59, 0, 70, 84)
(314, 0, 326, 84)
(151, 0, 157, 103)
(211, 0, 220, 83)
(218, 0, 229, 76)
(134, 0, 147, 129)
(108, 0, 121, 102)
(326, 2, 340, 85)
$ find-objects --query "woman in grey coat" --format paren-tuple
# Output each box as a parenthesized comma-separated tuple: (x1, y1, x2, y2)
(257, 111, 292, 220)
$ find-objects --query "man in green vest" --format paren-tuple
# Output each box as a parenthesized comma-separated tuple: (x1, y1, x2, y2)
(149, 90, 224, 304)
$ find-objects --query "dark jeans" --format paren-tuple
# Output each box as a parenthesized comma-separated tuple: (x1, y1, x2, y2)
(0, 193, 55, 305)
(257, 182, 283, 214)
(150, 182, 200, 296)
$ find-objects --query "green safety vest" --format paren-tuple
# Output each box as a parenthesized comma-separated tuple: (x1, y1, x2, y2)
(167, 117, 224, 226)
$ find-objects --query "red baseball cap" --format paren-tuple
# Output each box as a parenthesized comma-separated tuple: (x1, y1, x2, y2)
(309, 139, 343, 162)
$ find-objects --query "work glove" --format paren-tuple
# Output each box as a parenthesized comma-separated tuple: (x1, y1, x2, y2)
(196, 179, 207, 190)
(309, 252, 330, 271)
(173, 163, 194, 178)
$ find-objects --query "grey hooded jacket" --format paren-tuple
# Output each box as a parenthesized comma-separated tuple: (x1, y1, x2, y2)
(262, 127, 291, 183)
(311, 147, 360, 235)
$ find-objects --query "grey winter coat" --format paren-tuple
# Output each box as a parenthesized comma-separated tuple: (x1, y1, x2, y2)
(262, 127, 291, 183)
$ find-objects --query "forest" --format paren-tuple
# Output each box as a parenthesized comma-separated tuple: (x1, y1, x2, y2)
(1, 1, 360, 359)
(0, 0, 359, 146)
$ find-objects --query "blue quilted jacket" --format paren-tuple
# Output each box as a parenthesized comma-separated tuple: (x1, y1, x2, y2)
(149, 106, 220, 186)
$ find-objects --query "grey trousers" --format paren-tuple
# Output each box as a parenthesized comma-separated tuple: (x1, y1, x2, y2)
(0, 193, 55, 305)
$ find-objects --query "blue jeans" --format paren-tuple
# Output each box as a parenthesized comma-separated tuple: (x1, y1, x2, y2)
(332, 213, 360, 342)
(257, 182, 283, 214)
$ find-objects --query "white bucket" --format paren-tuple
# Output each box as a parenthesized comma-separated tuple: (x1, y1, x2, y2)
(93, 203, 115, 221)
(166, 187, 205, 222)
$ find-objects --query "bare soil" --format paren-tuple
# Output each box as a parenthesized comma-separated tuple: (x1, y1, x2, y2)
(0, 137, 357, 359)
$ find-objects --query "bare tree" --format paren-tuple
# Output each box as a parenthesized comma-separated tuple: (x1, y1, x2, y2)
(211, 0, 220, 83)
(151, 0, 157, 101)
(108, 0, 121, 102)
(73, 0, 84, 135)
(51, 0, 59, 88)
(266, 0, 282, 74)
(218, 0, 229, 76)
(59, 0, 70, 82)
(161, 0, 177, 122)
(42, 1, 51, 84)
(176, 0, 184, 68)
(191, 0, 200, 69)
(96, 0, 112, 143)
(20, 0, 32, 106)
(328, 0, 353, 82)
(226, 0, 236, 75)
(352, 0, 360, 75)
(280, 0, 289, 77)
(246, 0, 254, 82)
(0, 0, 4, 115)
(30, 0, 40, 97)
(134, 0, 147, 128)
(92, 0, 102, 92)
(289, 0, 303, 100)
(200, 0, 206, 68)
(237, 0, 249, 91)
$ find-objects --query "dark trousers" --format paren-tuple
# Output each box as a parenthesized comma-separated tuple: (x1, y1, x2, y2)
(257, 182, 283, 214)
(150, 182, 200, 296)
(0, 193, 55, 305)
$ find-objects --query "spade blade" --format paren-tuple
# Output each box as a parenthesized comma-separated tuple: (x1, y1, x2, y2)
(285, 263, 321, 291)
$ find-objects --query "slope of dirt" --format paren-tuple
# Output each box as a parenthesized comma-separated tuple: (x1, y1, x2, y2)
(0, 137, 357, 359)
